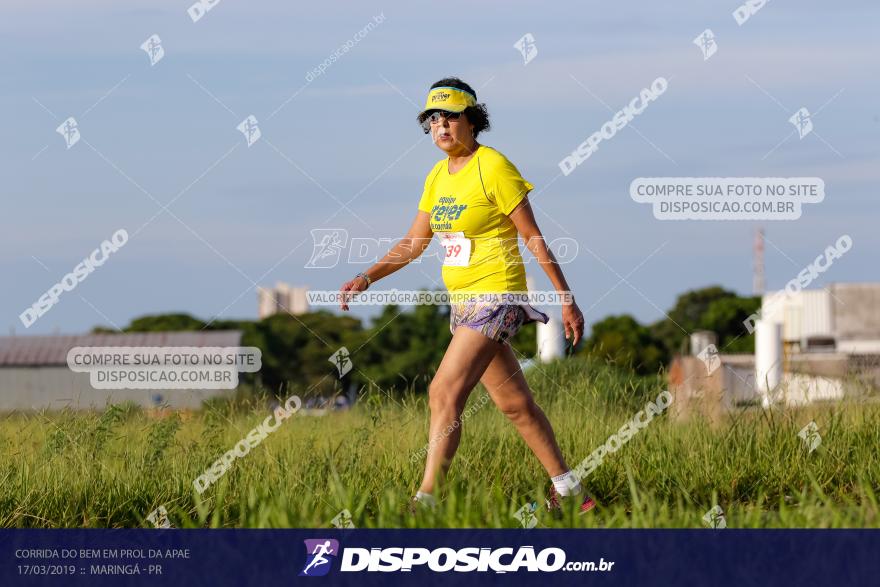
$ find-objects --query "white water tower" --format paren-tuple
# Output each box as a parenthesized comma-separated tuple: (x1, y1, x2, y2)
(755, 319, 783, 408)
(529, 277, 566, 363)
(537, 314, 566, 363)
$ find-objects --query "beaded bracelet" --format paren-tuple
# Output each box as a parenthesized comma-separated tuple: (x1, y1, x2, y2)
(355, 272, 372, 288)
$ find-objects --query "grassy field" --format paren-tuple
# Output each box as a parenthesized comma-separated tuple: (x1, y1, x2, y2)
(1, 357, 878, 528)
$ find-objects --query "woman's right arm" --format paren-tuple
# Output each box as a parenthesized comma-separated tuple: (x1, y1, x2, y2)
(338, 211, 433, 311)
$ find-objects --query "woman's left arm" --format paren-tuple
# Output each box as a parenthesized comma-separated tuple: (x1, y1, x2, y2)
(508, 197, 585, 347)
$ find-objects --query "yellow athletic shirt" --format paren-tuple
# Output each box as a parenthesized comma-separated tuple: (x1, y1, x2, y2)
(417, 145, 533, 293)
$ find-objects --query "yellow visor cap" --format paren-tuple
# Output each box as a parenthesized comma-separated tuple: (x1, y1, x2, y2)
(423, 86, 476, 114)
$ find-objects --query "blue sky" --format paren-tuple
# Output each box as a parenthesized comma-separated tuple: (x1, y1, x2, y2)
(2, 0, 877, 334)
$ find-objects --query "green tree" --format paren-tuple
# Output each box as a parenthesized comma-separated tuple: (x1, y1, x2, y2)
(699, 295, 761, 353)
(105, 311, 364, 399)
(583, 314, 666, 375)
(351, 302, 451, 394)
(124, 313, 207, 332)
(649, 286, 740, 357)
(255, 311, 362, 397)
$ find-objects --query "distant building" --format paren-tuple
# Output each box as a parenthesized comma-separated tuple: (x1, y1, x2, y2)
(0, 331, 242, 411)
(258, 282, 310, 319)
(670, 283, 880, 421)
(757, 282, 880, 354)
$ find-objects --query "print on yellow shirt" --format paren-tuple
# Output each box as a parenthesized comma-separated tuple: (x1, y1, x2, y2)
(417, 145, 534, 294)
(428, 195, 467, 231)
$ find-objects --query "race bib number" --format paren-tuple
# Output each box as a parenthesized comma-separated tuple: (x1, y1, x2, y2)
(437, 231, 471, 267)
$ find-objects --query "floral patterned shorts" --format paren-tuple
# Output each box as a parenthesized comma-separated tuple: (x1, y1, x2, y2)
(449, 294, 549, 345)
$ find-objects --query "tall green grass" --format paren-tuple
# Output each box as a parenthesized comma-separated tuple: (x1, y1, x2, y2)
(1, 357, 877, 528)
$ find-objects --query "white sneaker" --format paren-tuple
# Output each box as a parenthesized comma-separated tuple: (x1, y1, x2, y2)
(412, 491, 437, 510)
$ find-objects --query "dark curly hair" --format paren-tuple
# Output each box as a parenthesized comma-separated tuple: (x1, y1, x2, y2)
(417, 77, 491, 138)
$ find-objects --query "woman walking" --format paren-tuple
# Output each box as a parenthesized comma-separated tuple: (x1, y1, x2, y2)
(339, 77, 594, 514)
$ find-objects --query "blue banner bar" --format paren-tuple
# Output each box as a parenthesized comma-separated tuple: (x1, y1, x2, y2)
(2, 529, 876, 586)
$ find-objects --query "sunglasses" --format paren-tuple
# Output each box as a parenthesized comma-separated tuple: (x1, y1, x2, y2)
(421, 110, 464, 134)
(426, 110, 463, 124)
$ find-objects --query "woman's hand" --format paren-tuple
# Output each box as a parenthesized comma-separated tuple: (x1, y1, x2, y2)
(339, 276, 368, 311)
(562, 299, 585, 348)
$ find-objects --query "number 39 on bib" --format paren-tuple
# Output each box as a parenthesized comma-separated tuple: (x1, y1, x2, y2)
(437, 231, 472, 267)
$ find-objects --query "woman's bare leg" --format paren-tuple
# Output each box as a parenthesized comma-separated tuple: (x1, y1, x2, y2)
(417, 327, 504, 494)
(480, 344, 569, 477)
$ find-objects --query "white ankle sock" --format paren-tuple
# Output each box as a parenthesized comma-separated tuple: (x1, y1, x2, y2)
(551, 471, 582, 497)
(414, 491, 437, 507)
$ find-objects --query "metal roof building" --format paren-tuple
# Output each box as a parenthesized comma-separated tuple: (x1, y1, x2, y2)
(760, 283, 880, 353)
(0, 331, 243, 411)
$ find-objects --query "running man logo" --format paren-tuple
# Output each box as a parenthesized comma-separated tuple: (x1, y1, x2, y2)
(56, 117, 80, 149)
(146, 505, 172, 529)
(697, 344, 721, 375)
(513, 33, 538, 65)
(512, 502, 539, 529)
(237, 115, 261, 147)
(702, 505, 727, 529)
(693, 29, 717, 61)
(330, 509, 355, 529)
(300, 539, 339, 577)
(329, 347, 352, 378)
(798, 421, 821, 453)
(306, 229, 348, 268)
(140, 34, 164, 66)
(789, 107, 813, 139)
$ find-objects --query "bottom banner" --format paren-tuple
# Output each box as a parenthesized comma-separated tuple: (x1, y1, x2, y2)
(2, 529, 875, 586)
